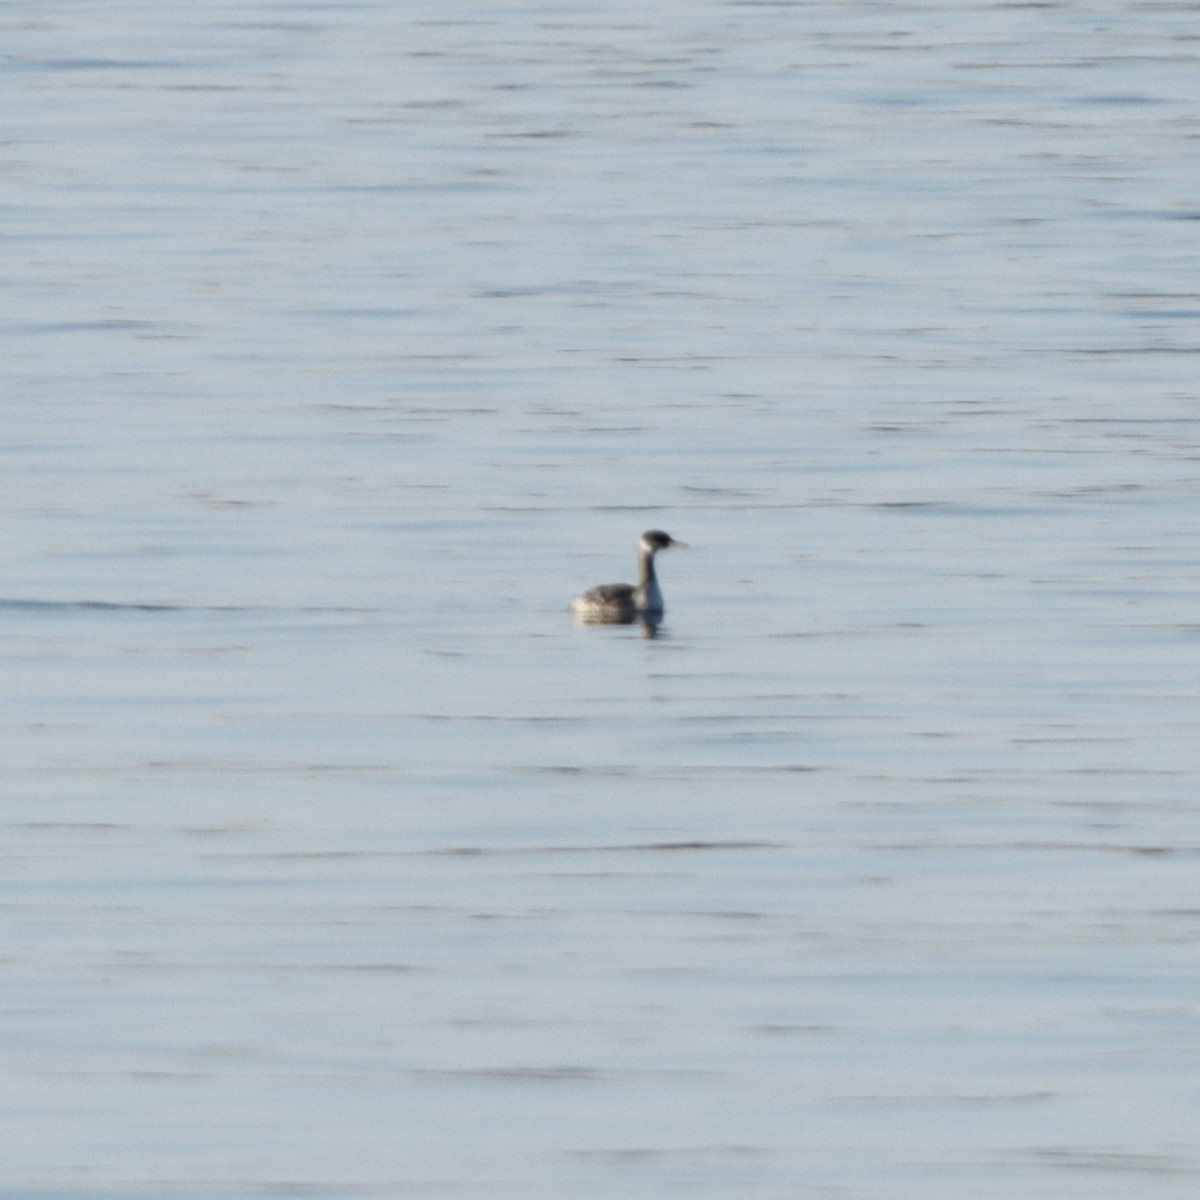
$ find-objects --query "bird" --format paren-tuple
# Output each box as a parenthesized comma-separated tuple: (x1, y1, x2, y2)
(570, 530, 686, 626)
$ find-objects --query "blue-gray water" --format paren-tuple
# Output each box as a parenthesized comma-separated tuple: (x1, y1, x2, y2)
(4, 2, 1199, 1197)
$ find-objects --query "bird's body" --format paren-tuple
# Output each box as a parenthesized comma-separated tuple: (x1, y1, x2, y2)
(570, 530, 684, 625)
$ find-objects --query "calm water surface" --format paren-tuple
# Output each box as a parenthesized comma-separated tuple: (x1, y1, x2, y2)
(3, 1, 1199, 1196)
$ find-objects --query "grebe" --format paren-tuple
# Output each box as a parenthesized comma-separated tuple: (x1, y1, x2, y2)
(570, 530, 686, 625)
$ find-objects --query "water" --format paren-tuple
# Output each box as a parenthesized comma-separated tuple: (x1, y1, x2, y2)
(3, 2, 1199, 1196)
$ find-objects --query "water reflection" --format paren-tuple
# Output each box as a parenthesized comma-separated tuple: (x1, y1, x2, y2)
(571, 608, 663, 638)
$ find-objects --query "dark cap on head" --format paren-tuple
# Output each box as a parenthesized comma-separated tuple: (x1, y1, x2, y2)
(641, 530, 685, 550)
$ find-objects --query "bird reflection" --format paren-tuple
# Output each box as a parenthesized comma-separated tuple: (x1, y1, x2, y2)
(572, 607, 663, 638)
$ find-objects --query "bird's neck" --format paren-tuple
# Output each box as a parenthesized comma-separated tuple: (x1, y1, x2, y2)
(638, 547, 658, 589)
